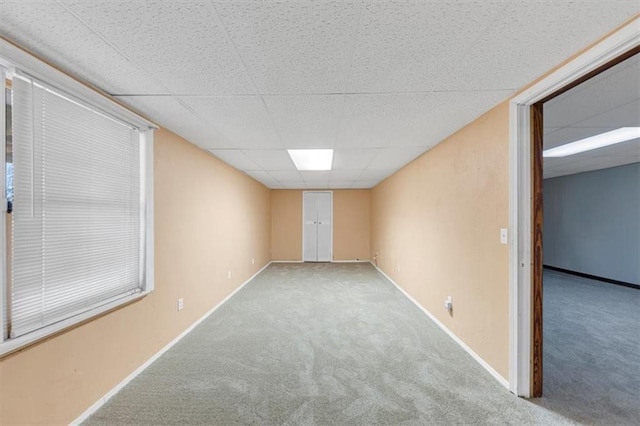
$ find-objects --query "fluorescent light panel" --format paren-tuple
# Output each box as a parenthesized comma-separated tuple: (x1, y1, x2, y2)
(543, 127, 640, 158)
(288, 149, 333, 171)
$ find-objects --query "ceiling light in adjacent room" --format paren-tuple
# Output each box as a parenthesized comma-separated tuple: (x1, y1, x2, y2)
(543, 127, 640, 157)
(288, 149, 333, 171)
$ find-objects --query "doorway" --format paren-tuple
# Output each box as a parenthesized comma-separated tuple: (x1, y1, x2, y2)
(303, 191, 332, 262)
(537, 52, 639, 424)
(508, 19, 639, 399)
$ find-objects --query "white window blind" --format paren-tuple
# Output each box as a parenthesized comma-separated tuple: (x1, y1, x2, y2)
(10, 77, 145, 338)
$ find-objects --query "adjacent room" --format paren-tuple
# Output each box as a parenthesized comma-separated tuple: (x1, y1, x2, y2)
(537, 53, 640, 424)
(0, 2, 638, 425)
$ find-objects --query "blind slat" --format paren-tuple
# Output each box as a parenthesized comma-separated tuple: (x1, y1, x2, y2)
(11, 78, 143, 338)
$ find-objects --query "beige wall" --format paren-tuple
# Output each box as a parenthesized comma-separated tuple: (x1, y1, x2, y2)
(271, 189, 370, 261)
(271, 190, 303, 260)
(368, 16, 640, 382)
(0, 128, 272, 425)
(332, 190, 371, 261)
(371, 104, 510, 379)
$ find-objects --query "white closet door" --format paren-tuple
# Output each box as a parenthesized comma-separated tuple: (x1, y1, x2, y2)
(316, 192, 332, 262)
(303, 192, 318, 262)
(302, 191, 332, 262)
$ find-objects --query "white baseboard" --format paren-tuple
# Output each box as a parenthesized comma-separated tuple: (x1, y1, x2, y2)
(370, 262, 510, 390)
(272, 260, 370, 264)
(71, 261, 273, 426)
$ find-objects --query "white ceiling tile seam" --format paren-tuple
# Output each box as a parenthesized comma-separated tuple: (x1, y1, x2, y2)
(55, 0, 174, 99)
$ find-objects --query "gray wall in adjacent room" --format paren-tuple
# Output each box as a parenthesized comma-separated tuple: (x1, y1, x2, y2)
(544, 162, 640, 285)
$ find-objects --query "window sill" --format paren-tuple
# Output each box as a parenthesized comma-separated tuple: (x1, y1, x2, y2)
(0, 290, 151, 358)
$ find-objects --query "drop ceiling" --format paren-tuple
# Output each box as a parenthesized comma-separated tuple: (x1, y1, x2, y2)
(544, 53, 640, 179)
(1, 1, 638, 188)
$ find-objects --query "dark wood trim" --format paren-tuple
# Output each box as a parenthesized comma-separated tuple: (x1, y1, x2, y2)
(544, 265, 639, 290)
(531, 102, 544, 398)
(530, 50, 640, 399)
(538, 46, 640, 104)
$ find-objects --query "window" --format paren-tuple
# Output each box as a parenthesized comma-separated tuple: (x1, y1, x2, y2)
(1, 41, 155, 355)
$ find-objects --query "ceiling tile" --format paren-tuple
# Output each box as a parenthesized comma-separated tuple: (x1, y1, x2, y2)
(358, 169, 397, 182)
(62, 0, 254, 95)
(0, 1, 165, 95)
(263, 95, 344, 148)
(352, 180, 380, 189)
(543, 127, 618, 150)
(452, 1, 640, 91)
(332, 149, 379, 170)
(329, 170, 364, 181)
(544, 157, 640, 179)
(543, 53, 640, 178)
(574, 101, 640, 129)
(180, 96, 281, 149)
(543, 139, 640, 179)
(2, 0, 637, 190)
(115, 96, 228, 149)
(243, 150, 296, 171)
(300, 171, 331, 183)
(214, 1, 359, 94)
(348, 1, 506, 92)
(267, 171, 303, 182)
(545, 56, 640, 129)
(327, 181, 354, 189)
(338, 91, 511, 150)
(209, 150, 259, 171)
(259, 180, 281, 189)
(588, 139, 640, 158)
(544, 127, 563, 136)
(367, 147, 426, 170)
(302, 181, 330, 189)
(338, 94, 433, 149)
(280, 181, 306, 189)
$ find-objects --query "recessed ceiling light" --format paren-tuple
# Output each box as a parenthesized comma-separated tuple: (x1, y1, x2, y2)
(543, 127, 640, 158)
(288, 149, 333, 171)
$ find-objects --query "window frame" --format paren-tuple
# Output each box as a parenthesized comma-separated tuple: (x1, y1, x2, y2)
(0, 38, 156, 356)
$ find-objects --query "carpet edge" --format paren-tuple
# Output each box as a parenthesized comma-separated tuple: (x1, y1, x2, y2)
(70, 261, 273, 426)
(370, 261, 511, 390)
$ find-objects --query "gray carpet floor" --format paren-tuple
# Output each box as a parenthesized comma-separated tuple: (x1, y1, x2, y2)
(533, 269, 640, 426)
(87, 263, 582, 425)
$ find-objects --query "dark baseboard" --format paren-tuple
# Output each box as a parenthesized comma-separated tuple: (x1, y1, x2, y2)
(544, 265, 639, 290)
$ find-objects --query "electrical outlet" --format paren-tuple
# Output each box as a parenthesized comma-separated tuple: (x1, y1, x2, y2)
(177, 298, 184, 311)
(397, 264, 400, 273)
(500, 228, 509, 245)
(251, 258, 255, 265)
(228, 270, 232, 279)
(444, 296, 453, 314)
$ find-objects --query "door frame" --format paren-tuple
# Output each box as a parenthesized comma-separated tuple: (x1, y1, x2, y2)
(302, 190, 333, 262)
(508, 17, 639, 397)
